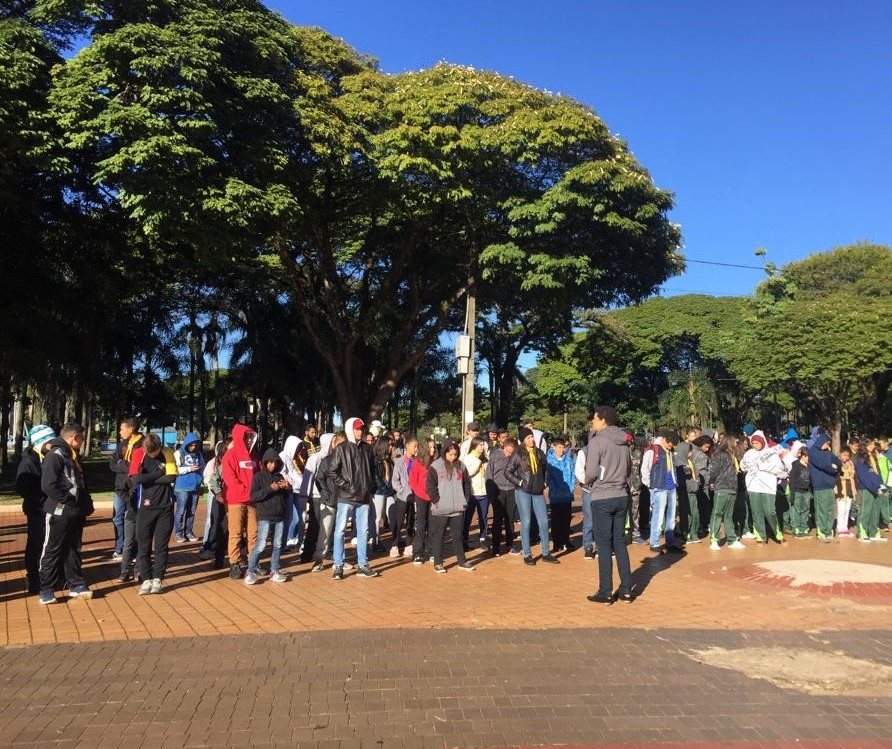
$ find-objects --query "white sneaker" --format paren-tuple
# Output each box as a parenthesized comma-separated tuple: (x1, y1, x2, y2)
(871, 536, 889, 543)
(285, 538, 299, 547)
(150, 578, 163, 594)
(389, 546, 400, 558)
(138, 580, 153, 595)
(709, 541, 720, 551)
(350, 537, 358, 547)
(741, 532, 756, 539)
(404, 544, 413, 556)
(244, 571, 257, 585)
(729, 541, 746, 550)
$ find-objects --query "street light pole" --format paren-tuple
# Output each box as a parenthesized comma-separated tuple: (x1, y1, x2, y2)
(457, 290, 476, 436)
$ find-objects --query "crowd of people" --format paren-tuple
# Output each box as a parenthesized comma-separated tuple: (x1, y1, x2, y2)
(14, 408, 892, 606)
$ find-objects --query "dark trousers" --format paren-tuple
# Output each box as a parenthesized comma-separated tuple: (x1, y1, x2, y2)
(413, 498, 431, 557)
(388, 498, 410, 552)
(136, 505, 174, 581)
(550, 501, 572, 548)
(430, 514, 466, 565)
(120, 508, 138, 576)
(25, 510, 46, 592)
(209, 499, 229, 567)
(38, 513, 86, 591)
(490, 487, 516, 553)
(591, 496, 633, 598)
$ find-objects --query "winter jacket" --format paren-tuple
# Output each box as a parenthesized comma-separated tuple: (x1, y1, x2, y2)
(16, 448, 45, 514)
(486, 448, 518, 491)
(461, 452, 488, 497)
(506, 446, 547, 495)
(174, 432, 205, 492)
(373, 451, 394, 496)
(130, 447, 177, 509)
(41, 438, 93, 518)
(546, 448, 575, 502)
(740, 436, 787, 495)
(324, 416, 372, 506)
(676, 441, 699, 493)
(221, 423, 259, 505)
(854, 456, 885, 496)
(808, 435, 841, 491)
(279, 435, 303, 493)
(301, 433, 334, 499)
(109, 432, 144, 492)
(691, 445, 710, 489)
(708, 450, 739, 493)
(584, 425, 631, 501)
(408, 457, 431, 501)
(641, 441, 676, 491)
(314, 452, 339, 508)
(788, 460, 811, 493)
(391, 454, 415, 502)
(426, 458, 471, 516)
(250, 448, 289, 521)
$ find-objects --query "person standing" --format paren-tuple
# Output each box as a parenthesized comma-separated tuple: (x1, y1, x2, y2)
(508, 427, 559, 566)
(310, 433, 341, 572)
(199, 440, 229, 565)
(326, 417, 379, 579)
(130, 433, 177, 594)
(641, 429, 681, 552)
(740, 431, 787, 545)
(787, 446, 812, 538)
(808, 433, 842, 542)
(426, 439, 475, 573)
(854, 444, 889, 543)
(109, 418, 143, 560)
(574, 443, 595, 558)
(486, 437, 519, 557)
(279, 435, 307, 550)
(245, 449, 292, 584)
(546, 437, 575, 551)
(37, 423, 94, 604)
(460, 437, 490, 548)
(15, 424, 56, 593)
(173, 432, 205, 543)
(409, 445, 433, 565)
(222, 423, 260, 579)
(389, 434, 418, 558)
(584, 406, 633, 604)
(707, 434, 745, 549)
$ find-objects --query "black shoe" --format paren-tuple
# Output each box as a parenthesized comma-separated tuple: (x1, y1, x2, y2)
(524, 556, 536, 566)
(584, 548, 595, 560)
(560, 542, 577, 552)
(118, 572, 133, 583)
(332, 567, 344, 580)
(540, 554, 560, 564)
(586, 593, 614, 605)
(616, 592, 635, 604)
(255, 565, 268, 577)
(490, 549, 501, 558)
(357, 566, 379, 578)
(412, 555, 424, 565)
(228, 564, 242, 580)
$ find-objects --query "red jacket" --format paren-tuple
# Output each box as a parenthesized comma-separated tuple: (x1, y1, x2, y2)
(222, 423, 259, 504)
(408, 457, 431, 502)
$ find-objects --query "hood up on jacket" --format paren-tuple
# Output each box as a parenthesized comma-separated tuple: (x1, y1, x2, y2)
(344, 417, 365, 444)
(282, 435, 300, 459)
(318, 432, 335, 458)
(181, 432, 202, 451)
(230, 423, 258, 462)
(262, 447, 282, 472)
(812, 433, 831, 451)
(750, 430, 767, 449)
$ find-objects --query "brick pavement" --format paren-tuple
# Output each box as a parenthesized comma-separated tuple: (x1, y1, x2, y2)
(3, 506, 892, 748)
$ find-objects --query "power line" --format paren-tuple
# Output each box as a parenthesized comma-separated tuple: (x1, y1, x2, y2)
(684, 258, 767, 271)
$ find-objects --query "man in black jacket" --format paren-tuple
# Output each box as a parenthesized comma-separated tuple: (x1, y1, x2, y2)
(15, 424, 56, 593)
(38, 423, 94, 604)
(324, 417, 379, 580)
(109, 418, 143, 560)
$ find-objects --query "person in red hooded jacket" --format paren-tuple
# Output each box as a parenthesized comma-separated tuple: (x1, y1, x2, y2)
(222, 423, 260, 579)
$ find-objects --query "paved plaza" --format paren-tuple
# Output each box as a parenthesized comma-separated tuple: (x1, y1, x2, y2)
(1, 504, 892, 748)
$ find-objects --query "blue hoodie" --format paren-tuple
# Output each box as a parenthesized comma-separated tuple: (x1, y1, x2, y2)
(546, 447, 575, 502)
(854, 455, 884, 496)
(808, 434, 840, 491)
(174, 432, 206, 491)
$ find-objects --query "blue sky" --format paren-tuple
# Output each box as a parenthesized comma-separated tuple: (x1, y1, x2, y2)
(270, 0, 892, 298)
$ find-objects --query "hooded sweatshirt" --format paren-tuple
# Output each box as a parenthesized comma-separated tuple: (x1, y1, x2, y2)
(279, 435, 303, 492)
(41, 437, 93, 517)
(546, 447, 575, 502)
(222, 423, 259, 504)
(131, 447, 178, 509)
(324, 416, 372, 506)
(584, 425, 632, 501)
(301, 432, 334, 499)
(808, 434, 841, 491)
(174, 432, 206, 492)
(250, 448, 290, 521)
(426, 441, 471, 516)
(740, 430, 787, 494)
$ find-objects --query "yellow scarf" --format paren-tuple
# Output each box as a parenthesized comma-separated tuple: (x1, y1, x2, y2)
(527, 447, 538, 474)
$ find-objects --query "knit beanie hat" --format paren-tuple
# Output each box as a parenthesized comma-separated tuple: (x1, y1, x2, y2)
(518, 427, 533, 442)
(750, 430, 767, 448)
(28, 424, 55, 449)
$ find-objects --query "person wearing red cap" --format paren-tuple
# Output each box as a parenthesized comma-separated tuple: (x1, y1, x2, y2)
(740, 430, 787, 544)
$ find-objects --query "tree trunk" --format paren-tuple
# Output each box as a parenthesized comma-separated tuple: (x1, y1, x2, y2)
(0, 376, 10, 471)
(495, 346, 521, 428)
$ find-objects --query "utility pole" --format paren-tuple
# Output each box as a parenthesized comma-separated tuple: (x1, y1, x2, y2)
(456, 289, 476, 436)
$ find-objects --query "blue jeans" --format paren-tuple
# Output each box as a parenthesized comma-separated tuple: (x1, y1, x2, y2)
(285, 493, 307, 544)
(515, 490, 551, 558)
(581, 490, 593, 551)
(333, 503, 369, 568)
(649, 488, 677, 548)
(174, 490, 200, 538)
(112, 492, 127, 554)
(463, 494, 490, 543)
(248, 519, 284, 573)
(591, 496, 633, 597)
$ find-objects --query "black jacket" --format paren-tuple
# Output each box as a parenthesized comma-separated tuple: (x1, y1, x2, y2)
(788, 460, 812, 492)
(16, 448, 44, 514)
(314, 453, 338, 508)
(708, 450, 738, 493)
(41, 438, 93, 517)
(130, 449, 176, 509)
(250, 449, 289, 521)
(506, 446, 547, 494)
(324, 440, 372, 506)
(110, 434, 144, 492)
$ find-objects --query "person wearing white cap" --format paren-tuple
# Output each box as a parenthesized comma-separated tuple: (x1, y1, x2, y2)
(15, 424, 56, 593)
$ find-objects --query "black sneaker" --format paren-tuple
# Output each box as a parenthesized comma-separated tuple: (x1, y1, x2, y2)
(586, 593, 614, 605)
(332, 567, 344, 580)
(413, 555, 424, 565)
(357, 566, 379, 578)
(583, 548, 595, 560)
(524, 556, 536, 566)
(311, 562, 324, 573)
(561, 542, 577, 551)
(228, 564, 242, 580)
(540, 554, 560, 565)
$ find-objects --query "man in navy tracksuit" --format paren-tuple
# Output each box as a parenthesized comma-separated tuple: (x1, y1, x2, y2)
(808, 434, 841, 541)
